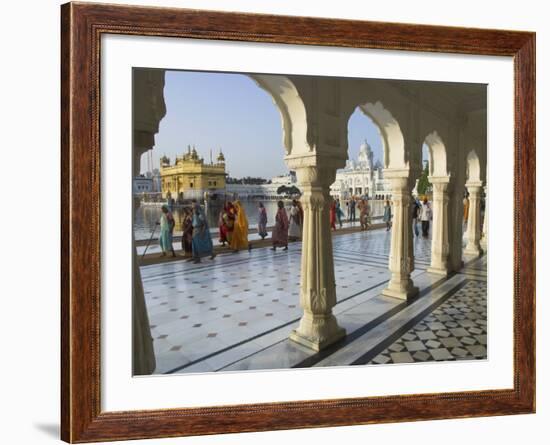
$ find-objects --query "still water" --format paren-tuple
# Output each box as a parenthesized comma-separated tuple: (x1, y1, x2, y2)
(134, 199, 385, 240)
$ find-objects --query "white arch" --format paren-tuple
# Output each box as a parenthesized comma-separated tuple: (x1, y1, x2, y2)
(424, 131, 448, 177)
(466, 149, 481, 183)
(248, 74, 309, 156)
(358, 102, 407, 170)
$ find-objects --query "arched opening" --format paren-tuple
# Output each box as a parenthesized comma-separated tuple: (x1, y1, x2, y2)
(409, 142, 433, 246)
(414, 143, 432, 199)
(340, 101, 406, 227)
(425, 131, 448, 177)
(135, 70, 290, 241)
(359, 101, 407, 170)
(335, 106, 386, 223)
(343, 99, 421, 301)
(418, 131, 452, 275)
(248, 74, 309, 155)
(464, 149, 482, 232)
(466, 149, 481, 183)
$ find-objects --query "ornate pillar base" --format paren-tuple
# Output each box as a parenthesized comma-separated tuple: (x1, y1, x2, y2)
(427, 266, 451, 277)
(464, 245, 483, 256)
(381, 280, 419, 300)
(290, 313, 346, 351)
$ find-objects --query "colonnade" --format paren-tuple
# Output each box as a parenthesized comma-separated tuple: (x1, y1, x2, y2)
(132, 69, 488, 368)
(285, 156, 486, 350)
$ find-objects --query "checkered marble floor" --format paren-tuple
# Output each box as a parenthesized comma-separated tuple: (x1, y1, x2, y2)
(368, 280, 487, 364)
(139, 227, 486, 374)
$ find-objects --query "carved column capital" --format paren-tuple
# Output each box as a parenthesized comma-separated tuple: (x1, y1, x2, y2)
(466, 181, 483, 195)
(286, 153, 345, 188)
(294, 165, 337, 188)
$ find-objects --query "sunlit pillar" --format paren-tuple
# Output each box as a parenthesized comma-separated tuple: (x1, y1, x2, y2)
(286, 154, 346, 351)
(464, 181, 483, 256)
(382, 170, 419, 301)
(427, 176, 451, 275)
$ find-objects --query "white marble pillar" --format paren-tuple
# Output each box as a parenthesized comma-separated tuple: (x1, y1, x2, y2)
(382, 170, 419, 300)
(480, 186, 488, 250)
(287, 157, 346, 351)
(427, 177, 451, 275)
(464, 181, 483, 256)
(132, 69, 166, 375)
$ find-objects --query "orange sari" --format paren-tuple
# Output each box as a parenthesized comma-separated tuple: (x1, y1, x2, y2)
(230, 201, 249, 250)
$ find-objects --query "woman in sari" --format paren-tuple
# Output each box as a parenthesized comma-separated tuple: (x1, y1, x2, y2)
(335, 199, 344, 228)
(463, 193, 470, 223)
(359, 199, 371, 231)
(158, 204, 176, 257)
(218, 202, 235, 246)
(181, 207, 194, 258)
(288, 199, 302, 241)
(271, 200, 289, 251)
(230, 200, 249, 251)
(191, 203, 215, 263)
(330, 200, 337, 231)
(258, 202, 268, 239)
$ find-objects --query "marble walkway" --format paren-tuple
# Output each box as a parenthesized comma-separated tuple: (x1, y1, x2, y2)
(140, 228, 487, 374)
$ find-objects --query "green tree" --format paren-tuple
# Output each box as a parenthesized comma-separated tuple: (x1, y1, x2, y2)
(277, 185, 302, 197)
(417, 162, 431, 196)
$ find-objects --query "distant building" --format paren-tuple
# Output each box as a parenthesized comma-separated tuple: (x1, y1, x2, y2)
(160, 146, 226, 201)
(145, 168, 162, 192)
(373, 167, 391, 199)
(226, 172, 297, 199)
(133, 175, 153, 195)
(330, 141, 390, 200)
(270, 171, 297, 186)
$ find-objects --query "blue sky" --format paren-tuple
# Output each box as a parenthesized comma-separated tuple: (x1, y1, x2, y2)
(143, 70, 425, 177)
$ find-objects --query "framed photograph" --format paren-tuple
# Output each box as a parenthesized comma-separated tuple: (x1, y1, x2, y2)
(61, 2, 535, 442)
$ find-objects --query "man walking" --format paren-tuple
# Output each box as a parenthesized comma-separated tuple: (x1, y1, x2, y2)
(349, 198, 356, 223)
(420, 197, 432, 237)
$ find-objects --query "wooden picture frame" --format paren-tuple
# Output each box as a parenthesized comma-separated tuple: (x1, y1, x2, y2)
(61, 1, 535, 442)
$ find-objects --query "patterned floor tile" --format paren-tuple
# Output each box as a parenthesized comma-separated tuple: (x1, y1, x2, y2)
(140, 226, 486, 374)
(367, 280, 487, 365)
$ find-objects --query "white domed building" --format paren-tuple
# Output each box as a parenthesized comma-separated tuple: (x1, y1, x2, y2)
(331, 140, 389, 200)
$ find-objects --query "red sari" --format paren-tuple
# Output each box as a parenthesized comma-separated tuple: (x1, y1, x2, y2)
(330, 201, 337, 230)
(272, 208, 289, 247)
(219, 203, 235, 244)
(181, 212, 193, 255)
